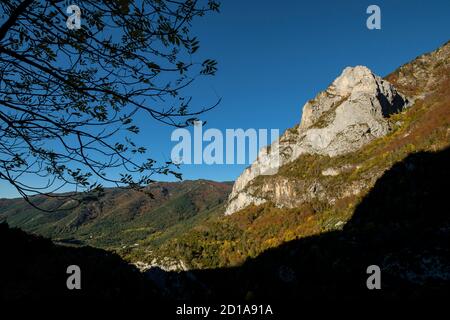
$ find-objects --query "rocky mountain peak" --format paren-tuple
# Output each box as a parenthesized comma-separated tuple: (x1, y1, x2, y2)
(225, 65, 410, 215)
(330, 65, 377, 95)
(300, 65, 408, 130)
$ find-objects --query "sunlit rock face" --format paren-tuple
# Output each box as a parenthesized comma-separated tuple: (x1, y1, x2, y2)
(225, 66, 409, 215)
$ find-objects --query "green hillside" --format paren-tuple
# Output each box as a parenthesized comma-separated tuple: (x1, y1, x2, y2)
(0, 180, 232, 251)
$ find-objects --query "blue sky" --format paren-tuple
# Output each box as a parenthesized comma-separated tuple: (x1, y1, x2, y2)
(152, 0, 450, 180)
(1, 0, 449, 198)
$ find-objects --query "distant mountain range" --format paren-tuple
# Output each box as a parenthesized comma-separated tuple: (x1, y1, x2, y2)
(0, 180, 232, 250)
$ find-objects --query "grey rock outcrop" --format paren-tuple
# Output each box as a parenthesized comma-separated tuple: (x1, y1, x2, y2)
(225, 66, 409, 215)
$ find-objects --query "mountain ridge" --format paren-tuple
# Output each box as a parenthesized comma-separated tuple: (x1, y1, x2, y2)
(0, 179, 232, 250)
(225, 41, 449, 215)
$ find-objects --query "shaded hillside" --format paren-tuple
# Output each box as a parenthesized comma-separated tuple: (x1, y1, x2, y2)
(0, 223, 158, 300)
(0, 180, 232, 250)
(2, 148, 448, 301)
(168, 147, 450, 300)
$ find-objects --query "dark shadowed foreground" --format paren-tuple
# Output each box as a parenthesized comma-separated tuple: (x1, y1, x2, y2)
(1, 148, 449, 301)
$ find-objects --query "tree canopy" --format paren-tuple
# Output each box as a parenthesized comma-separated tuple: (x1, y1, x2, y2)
(0, 0, 220, 209)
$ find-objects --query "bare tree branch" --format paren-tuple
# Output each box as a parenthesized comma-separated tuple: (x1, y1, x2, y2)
(0, 0, 220, 210)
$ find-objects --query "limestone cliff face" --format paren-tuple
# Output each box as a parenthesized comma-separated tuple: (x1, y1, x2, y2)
(225, 66, 409, 215)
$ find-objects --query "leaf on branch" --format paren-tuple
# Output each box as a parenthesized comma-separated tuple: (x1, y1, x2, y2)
(201, 59, 218, 75)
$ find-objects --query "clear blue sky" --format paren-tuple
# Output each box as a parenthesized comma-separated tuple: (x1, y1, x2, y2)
(1, 0, 449, 198)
